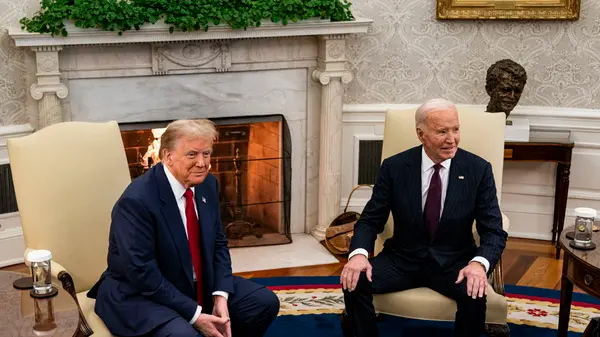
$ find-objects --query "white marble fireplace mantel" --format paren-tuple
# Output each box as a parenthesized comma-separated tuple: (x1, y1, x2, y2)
(10, 19, 372, 46)
(8, 18, 372, 241)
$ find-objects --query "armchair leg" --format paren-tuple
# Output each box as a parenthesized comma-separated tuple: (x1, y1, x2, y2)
(485, 323, 510, 337)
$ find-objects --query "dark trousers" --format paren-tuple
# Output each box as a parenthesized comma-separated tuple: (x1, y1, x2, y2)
(343, 251, 486, 337)
(149, 276, 280, 337)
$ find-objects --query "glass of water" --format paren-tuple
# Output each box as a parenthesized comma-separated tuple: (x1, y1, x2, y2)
(27, 250, 53, 295)
(573, 207, 596, 248)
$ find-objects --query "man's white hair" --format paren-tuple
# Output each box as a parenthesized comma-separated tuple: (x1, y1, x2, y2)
(415, 98, 457, 128)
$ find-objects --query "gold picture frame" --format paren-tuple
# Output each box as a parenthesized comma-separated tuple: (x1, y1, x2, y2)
(436, 0, 580, 20)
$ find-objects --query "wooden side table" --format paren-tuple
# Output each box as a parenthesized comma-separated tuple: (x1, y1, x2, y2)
(504, 139, 574, 259)
(558, 226, 600, 337)
(0, 271, 81, 337)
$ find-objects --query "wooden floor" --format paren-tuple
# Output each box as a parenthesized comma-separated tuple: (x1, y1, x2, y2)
(0, 237, 580, 292)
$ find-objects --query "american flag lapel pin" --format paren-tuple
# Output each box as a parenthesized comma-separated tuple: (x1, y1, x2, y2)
(458, 175, 464, 180)
(202, 197, 207, 203)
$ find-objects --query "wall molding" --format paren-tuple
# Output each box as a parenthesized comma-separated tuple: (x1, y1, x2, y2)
(500, 184, 600, 201)
(0, 211, 22, 230)
(0, 125, 31, 266)
(343, 103, 600, 119)
(342, 104, 600, 132)
(338, 196, 569, 241)
(0, 123, 34, 165)
(573, 142, 600, 150)
(0, 224, 24, 268)
(0, 224, 23, 240)
(505, 231, 552, 241)
(341, 187, 600, 211)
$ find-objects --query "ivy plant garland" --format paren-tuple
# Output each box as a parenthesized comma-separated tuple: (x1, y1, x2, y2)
(20, 0, 355, 37)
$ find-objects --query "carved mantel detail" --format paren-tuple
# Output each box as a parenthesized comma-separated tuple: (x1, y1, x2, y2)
(152, 41, 232, 75)
(30, 46, 69, 129)
(30, 83, 69, 100)
(312, 69, 353, 85)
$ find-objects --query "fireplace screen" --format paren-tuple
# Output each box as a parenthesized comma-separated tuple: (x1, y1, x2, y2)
(120, 115, 291, 248)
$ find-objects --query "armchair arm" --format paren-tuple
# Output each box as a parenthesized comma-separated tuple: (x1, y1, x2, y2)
(490, 256, 505, 296)
(502, 212, 510, 232)
(488, 212, 509, 296)
(23, 248, 94, 337)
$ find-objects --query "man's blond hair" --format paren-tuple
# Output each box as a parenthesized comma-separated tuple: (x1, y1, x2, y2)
(158, 119, 218, 160)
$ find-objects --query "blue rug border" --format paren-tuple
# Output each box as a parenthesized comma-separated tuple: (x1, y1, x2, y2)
(251, 276, 600, 305)
(268, 313, 584, 337)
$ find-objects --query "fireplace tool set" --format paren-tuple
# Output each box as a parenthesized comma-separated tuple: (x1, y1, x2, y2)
(225, 148, 262, 240)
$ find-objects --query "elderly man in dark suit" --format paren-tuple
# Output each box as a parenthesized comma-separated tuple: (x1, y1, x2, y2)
(340, 98, 508, 337)
(88, 119, 280, 337)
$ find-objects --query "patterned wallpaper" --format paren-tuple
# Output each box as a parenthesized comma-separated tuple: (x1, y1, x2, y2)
(2, 0, 600, 126)
(0, 0, 36, 126)
(344, 0, 600, 108)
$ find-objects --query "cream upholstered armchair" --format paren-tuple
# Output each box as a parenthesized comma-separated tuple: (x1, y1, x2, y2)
(372, 107, 510, 336)
(7, 121, 131, 337)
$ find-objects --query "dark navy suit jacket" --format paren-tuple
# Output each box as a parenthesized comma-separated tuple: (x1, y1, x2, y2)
(88, 163, 234, 336)
(350, 145, 508, 273)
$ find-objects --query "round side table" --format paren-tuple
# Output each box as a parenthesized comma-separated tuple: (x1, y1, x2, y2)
(558, 226, 600, 337)
(0, 270, 80, 337)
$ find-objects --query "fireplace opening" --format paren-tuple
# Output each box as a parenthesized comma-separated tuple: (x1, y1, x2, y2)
(119, 115, 292, 248)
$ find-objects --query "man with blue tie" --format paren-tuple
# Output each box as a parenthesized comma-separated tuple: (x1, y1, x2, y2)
(340, 99, 508, 337)
(88, 119, 280, 337)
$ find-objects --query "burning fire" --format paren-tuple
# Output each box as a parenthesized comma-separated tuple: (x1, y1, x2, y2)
(141, 128, 166, 168)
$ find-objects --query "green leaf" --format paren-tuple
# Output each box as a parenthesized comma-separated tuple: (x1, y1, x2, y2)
(19, 0, 354, 35)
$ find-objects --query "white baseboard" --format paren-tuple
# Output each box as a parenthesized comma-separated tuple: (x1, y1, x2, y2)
(507, 231, 553, 241)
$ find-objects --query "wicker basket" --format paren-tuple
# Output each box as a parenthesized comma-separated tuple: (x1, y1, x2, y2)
(325, 184, 373, 255)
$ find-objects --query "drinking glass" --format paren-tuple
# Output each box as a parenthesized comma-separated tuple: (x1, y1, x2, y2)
(27, 250, 53, 295)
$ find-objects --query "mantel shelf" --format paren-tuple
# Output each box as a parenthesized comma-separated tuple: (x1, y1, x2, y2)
(8, 18, 373, 47)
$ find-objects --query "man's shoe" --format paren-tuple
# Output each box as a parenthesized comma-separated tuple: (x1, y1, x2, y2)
(340, 310, 354, 337)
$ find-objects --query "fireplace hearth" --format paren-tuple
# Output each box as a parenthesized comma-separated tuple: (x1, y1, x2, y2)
(120, 115, 291, 248)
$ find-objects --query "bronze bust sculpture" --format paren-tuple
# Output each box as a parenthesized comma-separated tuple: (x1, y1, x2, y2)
(485, 59, 527, 118)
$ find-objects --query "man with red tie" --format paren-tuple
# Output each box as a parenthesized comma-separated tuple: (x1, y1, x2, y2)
(88, 119, 280, 337)
(339, 99, 508, 337)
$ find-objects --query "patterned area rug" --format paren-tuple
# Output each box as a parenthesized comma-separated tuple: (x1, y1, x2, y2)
(252, 276, 600, 336)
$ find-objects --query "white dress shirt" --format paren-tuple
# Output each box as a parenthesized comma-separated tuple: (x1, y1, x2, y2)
(164, 165, 229, 324)
(349, 147, 490, 273)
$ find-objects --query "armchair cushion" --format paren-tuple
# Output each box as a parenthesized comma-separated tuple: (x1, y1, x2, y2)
(373, 284, 507, 325)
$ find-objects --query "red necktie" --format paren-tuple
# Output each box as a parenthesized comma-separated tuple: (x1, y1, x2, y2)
(184, 188, 203, 305)
(424, 164, 442, 237)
